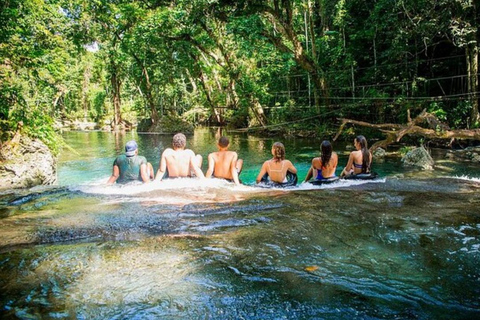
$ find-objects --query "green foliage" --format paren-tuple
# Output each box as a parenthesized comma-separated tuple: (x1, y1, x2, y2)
(0, 0, 478, 150)
(451, 100, 473, 128)
(399, 146, 415, 156)
(427, 102, 448, 122)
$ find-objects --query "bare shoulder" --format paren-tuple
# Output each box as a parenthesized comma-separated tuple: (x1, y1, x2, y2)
(185, 149, 196, 157)
(162, 148, 174, 156)
(226, 150, 238, 158)
(208, 151, 217, 158)
(332, 152, 339, 164)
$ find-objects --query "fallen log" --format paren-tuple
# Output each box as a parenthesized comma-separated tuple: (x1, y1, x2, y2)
(333, 109, 480, 151)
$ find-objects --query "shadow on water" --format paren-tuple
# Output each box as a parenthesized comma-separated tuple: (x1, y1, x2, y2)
(1, 130, 480, 319)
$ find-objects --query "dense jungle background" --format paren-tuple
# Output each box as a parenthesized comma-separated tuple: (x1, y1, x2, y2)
(1, 0, 478, 152)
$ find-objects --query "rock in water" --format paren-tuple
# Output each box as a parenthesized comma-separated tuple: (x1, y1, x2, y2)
(401, 146, 434, 170)
(373, 147, 386, 159)
(0, 135, 57, 189)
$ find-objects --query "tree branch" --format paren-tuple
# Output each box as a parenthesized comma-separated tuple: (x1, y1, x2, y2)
(334, 110, 480, 151)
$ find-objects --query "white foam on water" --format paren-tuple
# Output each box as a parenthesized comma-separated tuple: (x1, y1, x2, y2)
(69, 178, 264, 204)
(296, 177, 387, 191)
(450, 175, 480, 183)
(73, 178, 252, 194)
(68, 177, 388, 204)
(448, 224, 480, 255)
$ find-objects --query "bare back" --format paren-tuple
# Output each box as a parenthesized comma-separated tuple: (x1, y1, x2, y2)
(256, 159, 297, 184)
(312, 152, 338, 178)
(162, 148, 197, 177)
(209, 151, 238, 180)
(343, 150, 372, 175)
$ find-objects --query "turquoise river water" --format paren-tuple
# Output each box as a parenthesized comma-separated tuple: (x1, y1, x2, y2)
(0, 128, 479, 319)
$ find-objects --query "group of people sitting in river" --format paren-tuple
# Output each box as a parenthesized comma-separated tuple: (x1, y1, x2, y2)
(107, 133, 372, 186)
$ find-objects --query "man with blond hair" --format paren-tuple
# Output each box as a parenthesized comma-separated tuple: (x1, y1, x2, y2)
(155, 133, 204, 180)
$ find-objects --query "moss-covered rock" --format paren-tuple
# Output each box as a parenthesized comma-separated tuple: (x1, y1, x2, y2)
(401, 146, 434, 170)
(0, 134, 57, 189)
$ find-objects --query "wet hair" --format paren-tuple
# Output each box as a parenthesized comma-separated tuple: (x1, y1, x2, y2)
(272, 142, 285, 162)
(218, 136, 229, 148)
(320, 140, 332, 168)
(355, 135, 370, 173)
(172, 133, 187, 149)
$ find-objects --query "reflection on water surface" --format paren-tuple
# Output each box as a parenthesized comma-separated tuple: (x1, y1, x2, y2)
(1, 130, 480, 319)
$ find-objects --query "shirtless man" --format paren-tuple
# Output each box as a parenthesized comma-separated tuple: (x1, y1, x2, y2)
(205, 136, 243, 185)
(155, 133, 205, 181)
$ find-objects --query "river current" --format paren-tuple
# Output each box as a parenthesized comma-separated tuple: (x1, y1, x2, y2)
(0, 128, 479, 319)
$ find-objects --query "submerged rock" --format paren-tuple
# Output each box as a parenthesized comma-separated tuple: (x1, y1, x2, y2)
(0, 135, 57, 189)
(401, 146, 434, 170)
(373, 147, 386, 159)
(446, 147, 480, 162)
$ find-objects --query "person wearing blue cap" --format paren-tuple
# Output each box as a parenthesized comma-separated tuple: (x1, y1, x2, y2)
(107, 140, 154, 184)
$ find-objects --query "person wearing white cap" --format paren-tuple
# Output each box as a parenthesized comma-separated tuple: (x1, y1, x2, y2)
(107, 140, 154, 184)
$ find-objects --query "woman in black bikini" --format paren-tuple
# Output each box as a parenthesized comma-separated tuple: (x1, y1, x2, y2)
(340, 135, 372, 177)
(304, 140, 338, 182)
(256, 142, 297, 184)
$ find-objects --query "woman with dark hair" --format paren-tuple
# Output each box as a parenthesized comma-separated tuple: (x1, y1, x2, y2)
(256, 142, 297, 185)
(304, 140, 338, 182)
(340, 135, 372, 177)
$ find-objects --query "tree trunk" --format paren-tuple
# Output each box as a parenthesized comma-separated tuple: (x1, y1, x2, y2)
(198, 69, 222, 124)
(467, 42, 479, 125)
(334, 110, 480, 151)
(110, 62, 122, 127)
(307, 0, 317, 61)
(130, 53, 159, 124)
(262, 10, 328, 107)
(185, 68, 198, 93)
(52, 85, 66, 118)
(143, 69, 160, 124)
(227, 79, 239, 109)
(250, 96, 268, 127)
(82, 64, 91, 121)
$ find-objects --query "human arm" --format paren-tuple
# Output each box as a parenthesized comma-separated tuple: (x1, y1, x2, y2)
(304, 166, 313, 182)
(255, 162, 268, 184)
(140, 163, 150, 183)
(332, 153, 339, 171)
(341, 152, 354, 176)
(190, 154, 205, 179)
(205, 153, 215, 178)
(304, 158, 317, 182)
(107, 165, 120, 185)
(286, 160, 297, 174)
(155, 151, 167, 181)
(230, 152, 240, 185)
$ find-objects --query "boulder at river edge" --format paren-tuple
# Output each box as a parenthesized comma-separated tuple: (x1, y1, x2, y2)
(373, 147, 386, 159)
(401, 146, 434, 170)
(0, 135, 57, 189)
